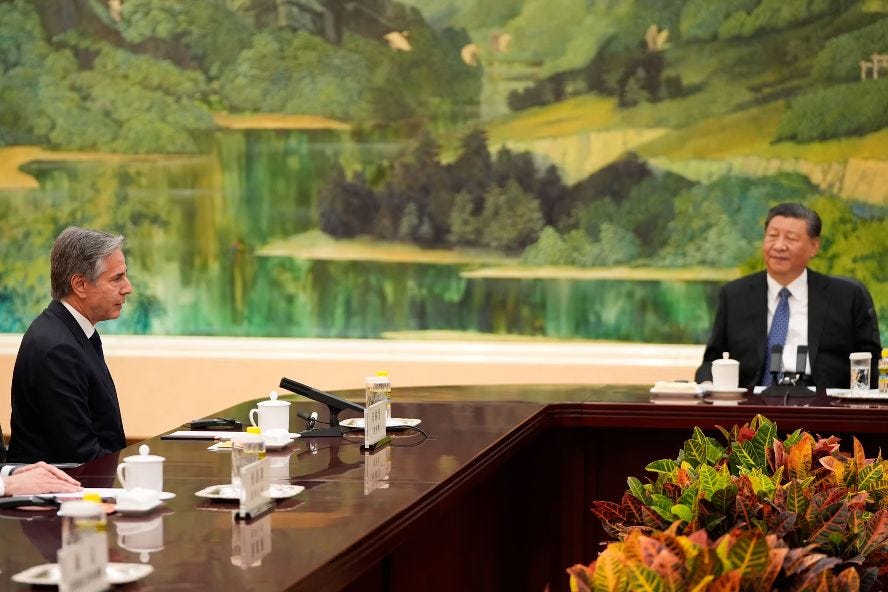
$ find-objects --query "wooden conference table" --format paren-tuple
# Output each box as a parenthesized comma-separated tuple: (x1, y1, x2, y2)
(2, 385, 887, 591)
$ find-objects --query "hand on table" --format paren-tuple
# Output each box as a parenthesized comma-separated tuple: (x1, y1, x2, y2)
(4, 461, 82, 496)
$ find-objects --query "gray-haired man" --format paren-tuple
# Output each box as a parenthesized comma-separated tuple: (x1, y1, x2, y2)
(8, 226, 132, 463)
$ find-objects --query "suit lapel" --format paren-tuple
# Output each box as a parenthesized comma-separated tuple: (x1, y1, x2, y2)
(749, 273, 768, 378)
(807, 269, 829, 370)
(48, 301, 119, 399)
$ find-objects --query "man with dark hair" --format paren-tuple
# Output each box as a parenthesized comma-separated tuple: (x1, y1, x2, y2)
(8, 226, 132, 463)
(696, 202, 881, 388)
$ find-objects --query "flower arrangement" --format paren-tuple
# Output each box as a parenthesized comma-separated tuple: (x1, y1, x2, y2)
(570, 415, 888, 591)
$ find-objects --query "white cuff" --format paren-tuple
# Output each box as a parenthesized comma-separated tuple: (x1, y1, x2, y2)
(0, 465, 15, 477)
(0, 476, 6, 497)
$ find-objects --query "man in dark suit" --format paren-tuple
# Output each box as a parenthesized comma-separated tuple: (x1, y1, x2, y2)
(696, 203, 881, 389)
(7, 227, 132, 463)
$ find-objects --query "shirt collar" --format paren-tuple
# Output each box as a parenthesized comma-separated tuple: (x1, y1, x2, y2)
(766, 268, 808, 298)
(60, 299, 96, 339)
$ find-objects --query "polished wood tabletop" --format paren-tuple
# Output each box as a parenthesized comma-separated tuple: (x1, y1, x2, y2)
(3, 384, 888, 591)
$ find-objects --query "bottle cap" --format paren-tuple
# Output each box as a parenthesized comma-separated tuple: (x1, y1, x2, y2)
(882, 348, 888, 357)
(246, 426, 261, 435)
(375, 371, 389, 377)
(82, 492, 102, 504)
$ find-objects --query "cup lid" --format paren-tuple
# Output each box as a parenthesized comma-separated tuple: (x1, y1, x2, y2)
(124, 443, 165, 463)
(712, 352, 739, 366)
(850, 352, 872, 361)
(258, 399, 290, 407)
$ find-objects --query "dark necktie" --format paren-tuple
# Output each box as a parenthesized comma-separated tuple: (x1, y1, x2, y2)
(762, 288, 791, 385)
(89, 331, 104, 359)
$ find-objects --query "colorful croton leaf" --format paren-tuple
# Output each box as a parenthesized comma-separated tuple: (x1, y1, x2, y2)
(585, 415, 888, 589)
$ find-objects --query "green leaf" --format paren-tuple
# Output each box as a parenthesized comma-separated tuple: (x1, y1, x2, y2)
(732, 442, 757, 470)
(746, 469, 777, 497)
(784, 480, 809, 515)
(626, 564, 664, 592)
(646, 459, 679, 474)
(857, 508, 888, 556)
(751, 421, 777, 468)
(649, 505, 676, 522)
(592, 551, 627, 592)
(810, 503, 850, 549)
(651, 494, 675, 512)
(710, 485, 737, 514)
(698, 464, 720, 499)
(857, 462, 884, 491)
(726, 533, 770, 574)
(628, 476, 649, 503)
(672, 503, 693, 523)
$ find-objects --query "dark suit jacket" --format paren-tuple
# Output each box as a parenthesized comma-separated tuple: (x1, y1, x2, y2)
(7, 300, 126, 463)
(695, 269, 881, 388)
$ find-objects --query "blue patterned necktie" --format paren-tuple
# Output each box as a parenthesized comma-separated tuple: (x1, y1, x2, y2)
(762, 288, 791, 385)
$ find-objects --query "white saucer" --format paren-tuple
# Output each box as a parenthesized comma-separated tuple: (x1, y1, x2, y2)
(702, 386, 747, 394)
(649, 394, 702, 405)
(649, 388, 700, 397)
(194, 483, 305, 501)
(12, 562, 153, 585)
(340, 418, 422, 430)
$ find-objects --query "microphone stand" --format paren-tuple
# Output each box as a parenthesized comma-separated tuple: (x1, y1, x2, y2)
(760, 345, 813, 398)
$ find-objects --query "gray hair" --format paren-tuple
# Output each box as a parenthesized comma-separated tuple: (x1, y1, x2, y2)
(50, 227, 125, 300)
(764, 203, 822, 238)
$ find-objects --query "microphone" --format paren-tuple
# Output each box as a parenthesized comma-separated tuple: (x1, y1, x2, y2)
(296, 411, 319, 430)
(795, 345, 808, 377)
(770, 344, 784, 383)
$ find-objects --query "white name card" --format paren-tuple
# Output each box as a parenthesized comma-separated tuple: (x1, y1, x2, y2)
(58, 532, 108, 592)
(238, 458, 272, 519)
(363, 445, 392, 495)
(363, 399, 388, 448)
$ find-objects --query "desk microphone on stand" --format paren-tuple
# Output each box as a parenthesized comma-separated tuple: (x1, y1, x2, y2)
(760, 344, 813, 397)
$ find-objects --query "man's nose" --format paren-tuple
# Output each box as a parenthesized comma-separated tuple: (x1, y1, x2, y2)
(122, 278, 133, 294)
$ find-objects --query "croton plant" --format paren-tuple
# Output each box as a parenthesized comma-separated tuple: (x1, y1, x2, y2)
(569, 415, 888, 591)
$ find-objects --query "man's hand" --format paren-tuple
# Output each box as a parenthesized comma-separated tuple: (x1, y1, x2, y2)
(4, 462, 82, 496)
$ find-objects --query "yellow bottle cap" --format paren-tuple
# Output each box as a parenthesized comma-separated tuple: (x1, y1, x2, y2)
(246, 426, 261, 435)
(375, 370, 388, 377)
(82, 492, 102, 504)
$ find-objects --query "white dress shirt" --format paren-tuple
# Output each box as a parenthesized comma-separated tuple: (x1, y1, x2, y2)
(61, 299, 97, 339)
(766, 270, 811, 375)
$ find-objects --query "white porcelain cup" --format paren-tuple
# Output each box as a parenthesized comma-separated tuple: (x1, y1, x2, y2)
(248, 391, 290, 433)
(711, 352, 740, 390)
(116, 444, 164, 494)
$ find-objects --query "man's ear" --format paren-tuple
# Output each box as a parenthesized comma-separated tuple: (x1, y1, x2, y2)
(811, 236, 821, 257)
(69, 274, 89, 298)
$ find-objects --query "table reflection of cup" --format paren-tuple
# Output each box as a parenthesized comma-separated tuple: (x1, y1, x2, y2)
(116, 516, 164, 563)
(269, 452, 292, 485)
(850, 352, 872, 393)
(116, 445, 164, 496)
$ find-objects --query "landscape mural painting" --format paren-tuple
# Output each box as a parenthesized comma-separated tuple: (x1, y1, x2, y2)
(0, 0, 885, 345)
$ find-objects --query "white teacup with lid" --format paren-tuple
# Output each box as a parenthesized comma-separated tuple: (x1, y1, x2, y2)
(116, 444, 165, 497)
(711, 352, 740, 390)
(249, 390, 290, 434)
